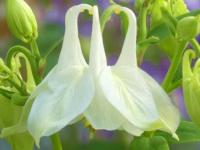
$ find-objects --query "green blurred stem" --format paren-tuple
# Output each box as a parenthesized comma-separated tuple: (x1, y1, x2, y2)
(30, 39, 41, 60)
(7, 78, 28, 95)
(162, 42, 187, 91)
(138, 8, 147, 41)
(166, 79, 182, 93)
(51, 133, 63, 150)
(190, 39, 200, 55)
(109, 0, 116, 4)
(44, 38, 63, 59)
(137, 4, 148, 65)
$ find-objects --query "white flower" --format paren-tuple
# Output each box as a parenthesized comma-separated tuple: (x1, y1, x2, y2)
(27, 4, 180, 144)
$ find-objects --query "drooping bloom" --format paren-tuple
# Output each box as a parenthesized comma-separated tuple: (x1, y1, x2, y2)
(4, 4, 179, 145)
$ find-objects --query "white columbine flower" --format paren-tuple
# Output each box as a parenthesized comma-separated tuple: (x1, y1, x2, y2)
(27, 4, 180, 144)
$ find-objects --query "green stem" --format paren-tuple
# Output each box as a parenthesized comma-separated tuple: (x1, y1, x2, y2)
(109, 0, 116, 4)
(6, 46, 41, 84)
(7, 79, 28, 95)
(30, 39, 41, 60)
(190, 39, 200, 55)
(137, 3, 148, 65)
(51, 133, 63, 150)
(166, 79, 182, 93)
(138, 6, 147, 41)
(44, 38, 63, 59)
(162, 41, 187, 91)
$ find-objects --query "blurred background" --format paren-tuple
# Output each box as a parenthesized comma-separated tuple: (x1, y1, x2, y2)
(0, 0, 200, 150)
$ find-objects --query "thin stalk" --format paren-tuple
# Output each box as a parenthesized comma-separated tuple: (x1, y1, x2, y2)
(44, 38, 63, 59)
(166, 79, 182, 93)
(30, 39, 41, 60)
(6, 46, 41, 84)
(51, 133, 63, 150)
(190, 39, 200, 55)
(137, 3, 148, 65)
(162, 41, 187, 91)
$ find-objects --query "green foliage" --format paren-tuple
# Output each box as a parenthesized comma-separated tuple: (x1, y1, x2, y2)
(177, 16, 200, 41)
(134, 0, 145, 11)
(0, 95, 34, 150)
(129, 136, 169, 150)
(170, 0, 188, 17)
(182, 50, 200, 126)
(156, 121, 200, 144)
(81, 0, 97, 5)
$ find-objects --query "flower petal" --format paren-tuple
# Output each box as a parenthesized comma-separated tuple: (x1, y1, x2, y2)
(122, 120, 143, 136)
(89, 6, 107, 75)
(99, 66, 163, 130)
(27, 66, 94, 145)
(84, 83, 122, 130)
(84, 82, 143, 136)
(58, 4, 92, 68)
(139, 69, 180, 135)
(115, 6, 137, 67)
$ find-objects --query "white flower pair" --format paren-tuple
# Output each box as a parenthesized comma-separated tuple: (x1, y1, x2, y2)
(26, 4, 180, 144)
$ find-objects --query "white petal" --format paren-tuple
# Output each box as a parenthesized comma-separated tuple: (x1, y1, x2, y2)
(27, 66, 94, 144)
(139, 70, 180, 134)
(122, 120, 143, 136)
(58, 4, 92, 68)
(84, 83, 122, 130)
(89, 6, 107, 75)
(115, 7, 137, 67)
(99, 66, 163, 130)
(84, 82, 143, 136)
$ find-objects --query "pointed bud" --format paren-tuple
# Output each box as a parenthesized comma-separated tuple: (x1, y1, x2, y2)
(177, 16, 200, 41)
(183, 50, 200, 126)
(6, 0, 38, 43)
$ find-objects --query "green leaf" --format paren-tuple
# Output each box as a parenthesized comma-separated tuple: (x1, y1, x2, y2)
(177, 16, 200, 41)
(156, 121, 200, 144)
(81, 0, 97, 5)
(134, 0, 144, 11)
(171, 0, 189, 17)
(7, 133, 34, 150)
(129, 136, 169, 150)
(148, 23, 178, 59)
(0, 95, 34, 150)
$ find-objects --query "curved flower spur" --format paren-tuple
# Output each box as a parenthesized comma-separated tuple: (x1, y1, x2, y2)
(84, 5, 180, 138)
(1, 4, 180, 146)
(28, 4, 180, 143)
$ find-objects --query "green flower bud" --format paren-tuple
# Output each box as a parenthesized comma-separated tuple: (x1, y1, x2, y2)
(177, 16, 200, 41)
(183, 50, 200, 126)
(6, 0, 38, 43)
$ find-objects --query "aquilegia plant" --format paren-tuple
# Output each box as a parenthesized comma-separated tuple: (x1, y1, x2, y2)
(0, 0, 200, 150)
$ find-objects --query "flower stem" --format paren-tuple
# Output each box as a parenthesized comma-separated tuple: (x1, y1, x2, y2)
(137, 3, 148, 65)
(51, 133, 63, 150)
(6, 46, 41, 84)
(30, 39, 41, 60)
(190, 39, 200, 55)
(44, 38, 63, 59)
(162, 41, 187, 91)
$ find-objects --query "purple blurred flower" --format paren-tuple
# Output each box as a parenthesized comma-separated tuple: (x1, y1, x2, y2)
(97, 0, 110, 9)
(107, 55, 118, 65)
(173, 89, 189, 119)
(141, 59, 169, 83)
(185, 0, 200, 10)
